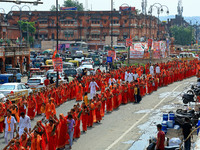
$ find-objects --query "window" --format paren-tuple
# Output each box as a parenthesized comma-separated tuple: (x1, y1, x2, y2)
(104, 20, 107, 24)
(21, 84, 27, 89)
(52, 20, 54, 24)
(17, 85, 23, 90)
(124, 20, 127, 24)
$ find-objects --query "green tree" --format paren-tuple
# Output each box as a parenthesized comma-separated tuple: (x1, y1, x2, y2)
(50, 0, 84, 11)
(50, 5, 57, 11)
(18, 21, 36, 45)
(63, 0, 84, 11)
(170, 25, 195, 45)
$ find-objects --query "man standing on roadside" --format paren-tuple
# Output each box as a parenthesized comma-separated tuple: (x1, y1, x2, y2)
(156, 124, 165, 150)
(182, 118, 192, 150)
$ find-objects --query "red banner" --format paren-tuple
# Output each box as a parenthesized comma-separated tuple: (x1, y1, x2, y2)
(126, 38, 132, 47)
(53, 58, 63, 72)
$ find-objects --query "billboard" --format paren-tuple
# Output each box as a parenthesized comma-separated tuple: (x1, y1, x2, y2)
(130, 43, 147, 59)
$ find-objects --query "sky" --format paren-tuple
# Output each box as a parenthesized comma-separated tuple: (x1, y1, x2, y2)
(0, 0, 199, 17)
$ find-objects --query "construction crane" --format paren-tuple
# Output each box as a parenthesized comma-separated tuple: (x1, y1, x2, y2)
(177, 0, 183, 17)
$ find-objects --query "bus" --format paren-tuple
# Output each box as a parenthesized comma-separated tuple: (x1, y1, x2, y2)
(69, 42, 88, 55)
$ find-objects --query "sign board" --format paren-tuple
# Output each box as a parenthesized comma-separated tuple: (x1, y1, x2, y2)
(130, 43, 146, 59)
(107, 57, 112, 63)
(53, 58, 63, 72)
(60, 7, 77, 11)
(108, 50, 116, 60)
(126, 38, 132, 47)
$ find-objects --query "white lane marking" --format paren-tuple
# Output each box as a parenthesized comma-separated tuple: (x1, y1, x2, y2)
(105, 84, 182, 150)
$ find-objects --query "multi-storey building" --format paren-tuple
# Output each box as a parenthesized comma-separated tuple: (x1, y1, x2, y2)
(2, 10, 162, 49)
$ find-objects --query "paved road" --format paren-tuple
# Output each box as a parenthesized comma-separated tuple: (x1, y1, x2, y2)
(0, 76, 196, 149)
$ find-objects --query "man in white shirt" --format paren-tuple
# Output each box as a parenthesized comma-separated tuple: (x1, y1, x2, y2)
(150, 64, 154, 76)
(125, 70, 128, 82)
(108, 77, 116, 86)
(89, 78, 99, 99)
(156, 64, 161, 74)
(128, 72, 134, 83)
(133, 71, 139, 80)
(4, 110, 16, 144)
(18, 112, 31, 138)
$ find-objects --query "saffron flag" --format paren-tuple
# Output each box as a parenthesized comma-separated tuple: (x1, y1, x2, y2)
(52, 48, 57, 59)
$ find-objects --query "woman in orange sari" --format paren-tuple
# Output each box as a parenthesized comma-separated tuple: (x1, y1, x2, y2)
(46, 117, 59, 150)
(0, 102, 5, 133)
(57, 113, 68, 149)
(19, 132, 29, 149)
(27, 93, 37, 120)
(30, 131, 42, 150)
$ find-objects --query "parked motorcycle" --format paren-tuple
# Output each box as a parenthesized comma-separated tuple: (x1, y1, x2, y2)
(175, 109, 200, 126)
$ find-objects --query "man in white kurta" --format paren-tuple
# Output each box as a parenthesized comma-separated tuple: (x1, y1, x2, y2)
(18, 112, 31, 138)
(125, 71, 128, 82)
(156, 64, 161, 74)
(4, 110, 16, 144)
(89, 78, 99, 99)
(128, 72, 134, 83)
(133, 71, 139, 81)
(108, 77, 116, 86)
(150, 64, 154, 76)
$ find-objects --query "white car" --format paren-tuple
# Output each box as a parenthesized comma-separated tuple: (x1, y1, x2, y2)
(48, 72, 64, 81)
(0, 83, 33, 96)
(26, 77, 46, 89)
(74, 57, 85, 63)
(77, 63, 94, 75)
(82, 58, 94, 66)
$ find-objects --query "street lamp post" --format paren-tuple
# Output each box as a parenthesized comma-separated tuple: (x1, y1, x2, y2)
(120, 3, 132, 65)
(11, 5, 31, 46)
(148, 3, 169, 62)
(56, 0, 59, 87)
(148, 3, 169, 41)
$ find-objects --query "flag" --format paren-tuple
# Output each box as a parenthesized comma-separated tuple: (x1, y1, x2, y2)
(52, 48, 57, 59)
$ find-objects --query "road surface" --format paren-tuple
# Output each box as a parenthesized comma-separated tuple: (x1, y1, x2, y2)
(0, 76, 196, 150)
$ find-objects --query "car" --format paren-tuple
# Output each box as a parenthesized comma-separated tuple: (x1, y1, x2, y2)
(63, 62, 75, 69)
(48, 72, 64, 82)
(26, 77, 46, 89)
(77, 63, 94, 75)
(63, 68, 77, 78)
(0, 83, 32, 96)
(82, 58, 94, 66)
(74, 57, 85, 63)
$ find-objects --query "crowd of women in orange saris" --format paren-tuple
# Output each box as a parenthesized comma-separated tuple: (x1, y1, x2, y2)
(0, 59, 199, 150)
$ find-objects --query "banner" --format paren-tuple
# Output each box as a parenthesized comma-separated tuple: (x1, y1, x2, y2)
(60, 7, 77, 11)
(160, 41, 167, 58)
(108, 50, 116, 60)
(130, 43, 146, 59)
(53, 58, 63, 72)
(152, 41, 161, 59)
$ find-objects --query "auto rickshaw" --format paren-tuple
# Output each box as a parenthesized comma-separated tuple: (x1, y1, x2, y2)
(68, 60, 80, 67)
(45, 59, 53, 65)
(65, 58, 73, 62)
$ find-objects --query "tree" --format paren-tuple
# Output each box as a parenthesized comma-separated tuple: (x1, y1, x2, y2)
(50, 0, 84, 11)
(63, 0, 84, 11)
(170, 25, 195, 45)
(17, 21, 36, 45)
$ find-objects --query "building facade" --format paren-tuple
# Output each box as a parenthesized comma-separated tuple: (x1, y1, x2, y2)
(1, 10, 163, 50)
